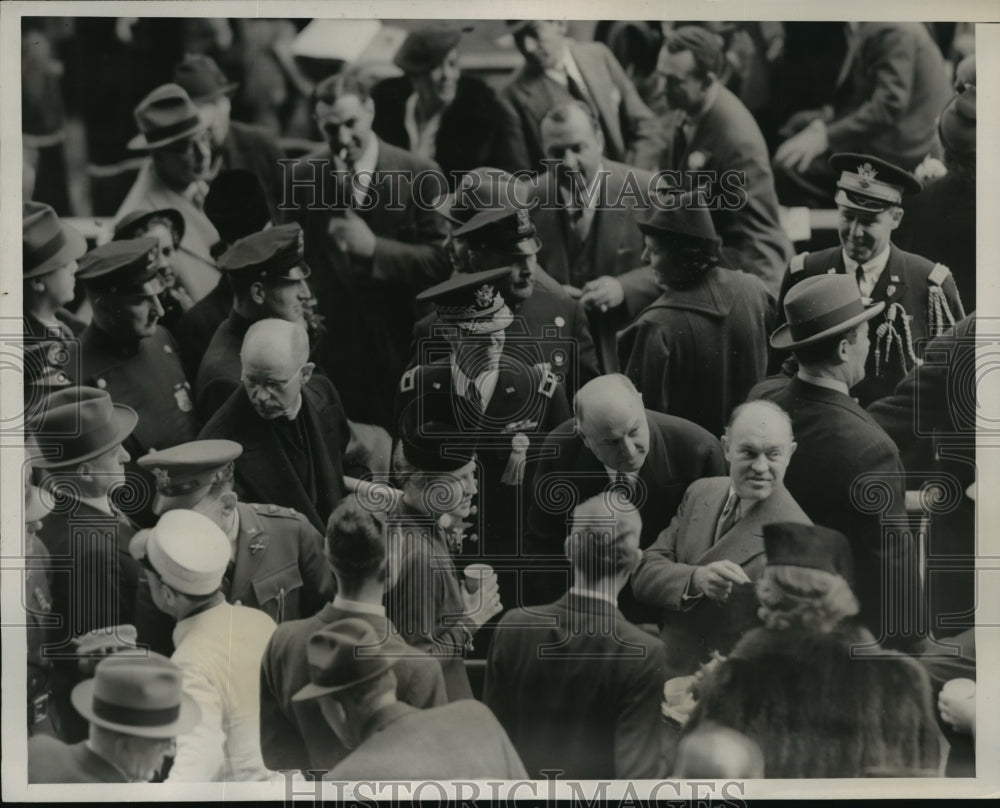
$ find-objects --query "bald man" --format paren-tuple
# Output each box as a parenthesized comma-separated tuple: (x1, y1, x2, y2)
(524, 373, 724, 616)
(673, 723, 765, 779)
(632, 400, 811, 677)
(198, 319, 355, 532)
(485, 494, 668, 780)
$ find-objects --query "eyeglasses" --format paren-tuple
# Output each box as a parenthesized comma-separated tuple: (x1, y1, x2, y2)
(240, 366, 304, 394)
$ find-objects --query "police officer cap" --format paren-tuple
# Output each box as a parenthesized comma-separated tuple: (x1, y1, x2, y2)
(454, 206, 541, 257)
(416, 267, 514, 334)
(76, 237, 165, 296)
(763, 522, 854, 580)
(830, 153, 921, 213)
(139, 439, 243, 515)
(129, 509, 231, 596)
(218, 223, 311, 283)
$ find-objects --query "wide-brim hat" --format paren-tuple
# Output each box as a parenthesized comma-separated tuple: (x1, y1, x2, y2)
(128, 83, 207, 151)
(173, 53, 239, 103)
(31, 387, 138, 469)
(113, 208, 186, 243)
(71, 653, 201, 738)
(23, 201, 88, 279)
(770, 274, 885, 351)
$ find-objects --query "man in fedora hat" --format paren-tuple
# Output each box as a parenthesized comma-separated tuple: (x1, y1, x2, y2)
(617, 193, 775, 438)
(173, 54, 285, 218)
(774, 153, 965, 405)
(28, 654, 200, 783)
(291, 617, 527, 779)
(132, 508, 276, 781)
(71, 237, 199, 524)
(115, 83, 220, 302)
(412, 201, 599, 399)
(749, 274, 912, 645)
(260, 497, 447, 774)
(371, 24, 527, 187)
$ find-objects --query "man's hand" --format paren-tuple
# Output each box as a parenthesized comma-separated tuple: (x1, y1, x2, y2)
(563, 284, 583, 299)
(939, 679, 976, 736)
(580, 276, 625, 313)
(691, 561, 752, 602)
(327, 210, 377, 258)
(461, 573, 502, 630)
(774, 119, 829, 174)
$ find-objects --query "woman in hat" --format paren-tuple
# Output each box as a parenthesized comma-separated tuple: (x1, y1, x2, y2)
(113, 208, 195, 334)
(371, 23, 527, 189)
(680, 523, 943, 778)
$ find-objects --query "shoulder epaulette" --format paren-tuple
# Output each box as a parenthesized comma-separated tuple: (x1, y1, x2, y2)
(789, 252, 810, 274)
(400, 367, 418, 392)
(928, 263, 952, 286)
(253, 503, 299, 519)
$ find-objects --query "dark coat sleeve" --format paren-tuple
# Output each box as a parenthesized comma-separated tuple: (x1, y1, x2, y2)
(296, 518, 336, 618)
(259, 634, 310, 773)
(615, 637, 669, 779)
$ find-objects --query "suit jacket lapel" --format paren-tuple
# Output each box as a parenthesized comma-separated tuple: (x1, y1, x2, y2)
(680, 479, 730, 563)
(571, 44, 624, 156)
(592, 169, 626, 275)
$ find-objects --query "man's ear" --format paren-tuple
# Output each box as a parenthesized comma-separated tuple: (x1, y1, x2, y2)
(721, 433, 731, 460)
(837, 336, 852, 363)
(889, 207, 904, 230)
(300, 362, 315, 384)
(219, 490, 238, 517)
(249, 281, 266, 306)
(788, 440, 798, 458)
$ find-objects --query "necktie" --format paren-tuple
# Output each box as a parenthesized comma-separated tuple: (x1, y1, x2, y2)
(715, 496, 741, 540)
(565, 73, 590, 106)
(189, 179, 209, 211)
(674, 117, 689, 161)
(465, 382, 484, 414)
(614, 471, 635, 500)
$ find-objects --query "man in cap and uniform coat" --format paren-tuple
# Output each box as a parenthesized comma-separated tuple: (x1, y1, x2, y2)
(199, 319, 355, 534)
(291, 618, 527, 779)
(115, 84, 220, 302)
(617, 193, 775, 438)
(28, 654, 200, 783)
(384, 404, 502, 701)
(412, 203, 599, 398)
(195, 223, 312, 418)
(173, 54, 286, 219)
(260, 498, 447, 774)
(749, 274, 913, 646)
(133, 509, 276, 781)
(395, 267, 571, 615)
(773, 153, 965, 406)
(71, 237, 199, 525)
(132, 439, 334, 656)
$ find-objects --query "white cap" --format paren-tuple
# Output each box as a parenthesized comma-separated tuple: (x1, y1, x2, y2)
(133, 509, 231, 596)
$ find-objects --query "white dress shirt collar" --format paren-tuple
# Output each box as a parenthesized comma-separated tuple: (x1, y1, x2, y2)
(568, 585, 619, 608)
(451, 356, 500, 409)
(797, 369, 850, 396)
(843, 245, 891, 298)
(333, 595, 385, 616)
(403, 93, 443, 162)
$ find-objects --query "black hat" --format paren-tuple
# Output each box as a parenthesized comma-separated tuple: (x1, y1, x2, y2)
(23, 201, 87, 279)
(217, 223, 311, 283)
(830, 153, 921, 213)
(454, 206, 541, 257)
(76, 237, 165, 296)
(763, 522, 854, 579)
(204, 169, 273, 247)
(113, 208, 186, 244)
(393, 24, 468, 73)
(398, 401, 476, 472)
(416, 267, 513, 334)
(939, 86, 976, 156)
(638, 191, 719, 243)
(173, 54, 239, 103)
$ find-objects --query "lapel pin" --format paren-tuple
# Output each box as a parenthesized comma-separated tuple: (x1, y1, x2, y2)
(432, 382, 441, 390)
(505, 386, 516, 394)
(886, 284, 896, 297)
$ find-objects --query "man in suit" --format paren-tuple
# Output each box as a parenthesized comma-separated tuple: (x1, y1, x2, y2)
(632, 400, 811, 676)
(484, 496, 668, 780)
(135, 439, 334, 655)
(371, 24, 528, 186)
(617, 195, 775, 438)
(173, 54, 286, 219)
(524, 373, 725, 610)
(286, 70, 451, 427)
(116, 84, 221, 302)
(199, 319, 353, 533)
(71, 238, 199, 525)
(774, 22, 951, 207)
(774, 154, 965, 406)
(528, 101, 660, 371)
(291, 618, 527, 780)
(195, 223, 312, 418)
(133, 509, 276, 781)
(750, 274, 913, 645)
(501, 20, 663, 173)
(260, 497, 447, 774)
(657, 26, 791, 295)
(28, 655, 199, 783)
(413, 204, 600, 398)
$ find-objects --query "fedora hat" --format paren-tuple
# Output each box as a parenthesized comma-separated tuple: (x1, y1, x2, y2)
(113, 208, 186, 244)
(128, 83, 206, 151)
(173, 54, 239, 103)
(30, 387, 138, 469)
(292, 617, 408, 702)
(770, 274, 885, 351)
(71, 653, 200, 738)
(23, 201, 87, 279)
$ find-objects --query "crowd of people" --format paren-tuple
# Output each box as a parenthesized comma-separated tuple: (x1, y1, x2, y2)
(18, 18, 978, 784)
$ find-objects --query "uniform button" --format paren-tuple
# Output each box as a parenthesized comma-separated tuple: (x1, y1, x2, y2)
(554, 316, 565, 328)
(96, 378, 107, 389)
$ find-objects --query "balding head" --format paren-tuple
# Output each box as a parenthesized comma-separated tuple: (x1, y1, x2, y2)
(673, 723, 765, 779)
(239, 319, 314, 420)
(574, 375, 650, 473)
(723, 400, 796, 503)
(565, 493, 642, 589)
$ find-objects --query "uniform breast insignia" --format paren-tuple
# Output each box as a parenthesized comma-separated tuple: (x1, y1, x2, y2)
(789, 252, 809, 274)
(400, 367, 417, 393)
(536, 363, 557, 398)
(554, 316, 566, 328)
(173, 382, 193, 413)
(249, 537, 266, 555)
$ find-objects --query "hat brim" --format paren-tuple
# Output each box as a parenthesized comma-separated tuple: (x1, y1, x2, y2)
(25, 224, 89, 279)
(114, 208, 187, 243)
(127, 119, 207, 152)
(770, 300, 885, 351)
(453, 304, 514, 335)
(291, 656, 395, 702)
(25, 485, 51, 523)
(71, 677, 201, 738)
(33, 404, 139, 469)
(833, 189, 896, 214)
